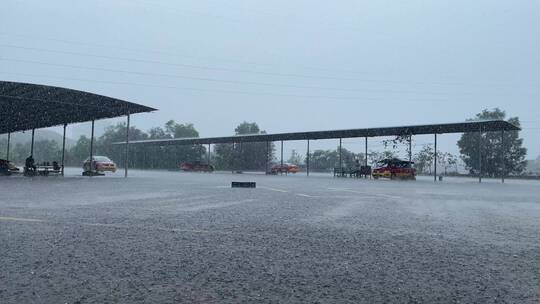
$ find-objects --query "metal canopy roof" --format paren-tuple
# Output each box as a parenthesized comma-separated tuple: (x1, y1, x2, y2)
(0, 81, 156, 134)
(119, 120, 520, 147)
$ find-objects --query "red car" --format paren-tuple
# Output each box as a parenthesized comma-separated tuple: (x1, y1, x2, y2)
(83, 156, 117, 173)
(372, 158, 416, 180)
(270, 163, 300, 174)
(180, 161, 214, 172)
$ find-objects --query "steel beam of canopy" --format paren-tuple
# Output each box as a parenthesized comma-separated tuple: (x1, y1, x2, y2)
(61, 124, 67, 176)
(501, 129, 505, 183)
(306, 139, 310, 177)
(90, 120, 95, 173)
(434, 133, 437, 182)
(6, 132, 10, 161)
(125, 114, 130, 178)
(30, 128, 35, 156)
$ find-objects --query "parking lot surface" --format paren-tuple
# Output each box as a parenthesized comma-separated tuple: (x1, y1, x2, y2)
(1, 170, 540, 303)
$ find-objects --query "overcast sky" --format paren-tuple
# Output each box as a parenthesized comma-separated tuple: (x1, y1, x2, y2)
(1, 0, 539, 159)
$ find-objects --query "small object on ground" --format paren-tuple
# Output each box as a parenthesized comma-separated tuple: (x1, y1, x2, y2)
(231, 181, 256, 188)
(439, 175, 443, 181)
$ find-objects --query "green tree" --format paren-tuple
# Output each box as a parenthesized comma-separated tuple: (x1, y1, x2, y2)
(66, 120, 203, 170)
(306, 147, 364, 171)
(96, 123, 149, 169)
(165, 120, 199, 138)
(414, 145, 434, 174)
(33, 140, 62, 163)
(288, 149, 304, 165)
(457, 108, 526, 177)
(69, 136, 92, 165)
(214, 122, 274, 171)
(368, 150, 397, 167)
(164, 121, 203, 169)
(148, 127, 171, 139)
(308, 149, 337, 171)
(439, 152, 458, 175)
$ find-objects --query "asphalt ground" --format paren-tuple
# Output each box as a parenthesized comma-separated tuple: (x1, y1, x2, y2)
(1, 170, 539, 303)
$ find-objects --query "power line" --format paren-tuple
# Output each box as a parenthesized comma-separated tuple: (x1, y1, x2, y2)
(0, 55, 459, 96)
(0, 34, 382, 79)
(1, 37, 537, 88)
(0, 43, 448, 84)
(0, 71, 449, 103)
(0, 46, 379, 82)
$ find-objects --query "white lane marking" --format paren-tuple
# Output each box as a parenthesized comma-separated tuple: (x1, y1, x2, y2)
(296, 193, 318, 198)
(259, 187, 289, 193)
(327, 188, 402, 199)
(0, 216, 44, 223)
(376, 193, 402, 199)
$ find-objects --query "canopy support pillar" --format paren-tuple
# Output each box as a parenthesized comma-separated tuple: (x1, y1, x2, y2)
(364, 137, 368, 166)
(207, 143, 211, 165)
(339, 138, 343, 170)
(6, 132, 10, 162)
(280, 140, 284, 174)
(30, 128, 35, 156)
(409, 135, 412, 163)
(501, 129, 505, 183)
(434, 133, 437, 182)
(125, 113, 130, 178)
(479, 126, 482, 183)
(265, 141, 269, 174)
(90, 120, 95, 173)
(306, 139, 310, 177)
(61, 124, 67, 176)
(231, 142, 235, 173)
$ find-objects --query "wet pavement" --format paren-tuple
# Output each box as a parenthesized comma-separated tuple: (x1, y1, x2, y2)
(1, 170, 540, 303)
